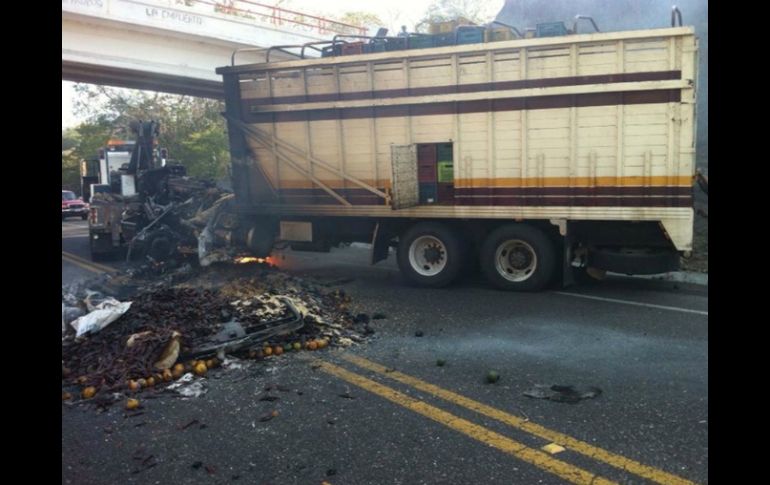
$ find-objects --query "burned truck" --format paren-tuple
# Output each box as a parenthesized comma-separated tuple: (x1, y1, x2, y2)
(206, 13, 699, 291)
(87, 121, 225, 264)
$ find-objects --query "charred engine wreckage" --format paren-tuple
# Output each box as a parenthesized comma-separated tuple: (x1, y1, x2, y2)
(88, 121, 265, 270)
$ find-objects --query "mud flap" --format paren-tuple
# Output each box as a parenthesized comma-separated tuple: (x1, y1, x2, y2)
(560, 233, 576, 288)
(370, 222, 392, 265)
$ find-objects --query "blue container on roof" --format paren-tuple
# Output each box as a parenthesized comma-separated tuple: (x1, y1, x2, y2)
(536, 22, 569, 37)
(408, 34, 435, 49)
(433, 33, 455, 47)
(385, 37, 407, 51)
(456, 26, 485, 45)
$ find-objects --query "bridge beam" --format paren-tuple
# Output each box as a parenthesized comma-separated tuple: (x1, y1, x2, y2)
(62, 0, 358, 97)
(62, 60, 224, 99)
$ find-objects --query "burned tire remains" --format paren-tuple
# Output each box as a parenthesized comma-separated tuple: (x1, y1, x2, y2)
(144, 227, 180, 262)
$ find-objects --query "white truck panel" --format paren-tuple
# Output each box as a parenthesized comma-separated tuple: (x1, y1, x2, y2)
(221, 27, 697, 250)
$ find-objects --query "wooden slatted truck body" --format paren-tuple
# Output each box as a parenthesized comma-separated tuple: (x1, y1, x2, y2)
(215, 25, 698, 291)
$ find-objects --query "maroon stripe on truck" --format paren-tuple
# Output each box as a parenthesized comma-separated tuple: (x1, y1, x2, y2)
(246, 89, 681, 123)
(280, 195, 385, 205)
(276, 195, 692, 207)
(245, 71, 681, 107)
(279, 187, 387, 206)
(455, 196, 693, 207)
(276, 188, 692, 207)
(454, 186, 693, 197)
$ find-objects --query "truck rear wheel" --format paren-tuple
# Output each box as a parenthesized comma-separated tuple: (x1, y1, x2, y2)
(397, 222, 462, 288)
(480, 224, 556, 291)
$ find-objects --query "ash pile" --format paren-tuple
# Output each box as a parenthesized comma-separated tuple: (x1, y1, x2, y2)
(62, 266, 374, 406)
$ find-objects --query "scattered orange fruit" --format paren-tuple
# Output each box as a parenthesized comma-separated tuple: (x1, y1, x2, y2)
(194, 361, 208, 376)
(274, 346, 284, 356)
(62, 391, 72, 401)
(263, 347, 273, 356)
(146, 377, 156, 387)
(81, 387, 96, 399)
(173, 363, 185, 374)
(308, 341, 318, 351)
(206, 359, 215, 369)
(162, 369, 172, 382)
(128, 380, 140, 391)
(172, 367, 184, 379)
(125, 398, 140, 410)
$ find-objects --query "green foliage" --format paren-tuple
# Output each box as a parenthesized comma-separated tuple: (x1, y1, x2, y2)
(61, 128, 80, 151)
(337, 11, 385, 32)
(65, 84, 229, 181)
(420, 0, 493, 25)
(61, 149, 81, 194)
(176, 125, 231, 180)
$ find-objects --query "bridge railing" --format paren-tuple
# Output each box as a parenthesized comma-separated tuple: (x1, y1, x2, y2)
(190, 0, 368, 36)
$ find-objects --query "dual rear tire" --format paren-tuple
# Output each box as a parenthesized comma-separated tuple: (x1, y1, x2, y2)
(479, 225, 556, 291)
(397, 222, 556, 291)
(397, 223, 463, 288)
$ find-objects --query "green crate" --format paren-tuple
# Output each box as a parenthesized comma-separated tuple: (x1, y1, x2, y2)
(437, 161, 454, 183)
(485, 28, 516, 42)
(385, 37, 407, 51)
(408, 35, 435, 49)
(536, 22, 568, 37)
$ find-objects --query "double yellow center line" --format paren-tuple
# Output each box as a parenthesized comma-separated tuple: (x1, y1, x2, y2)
(316, 355, 698, 485)
(61, 251, 117, 275)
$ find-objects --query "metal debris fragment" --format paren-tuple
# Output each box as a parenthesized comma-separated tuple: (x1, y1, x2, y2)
(523, 384, 602, 404)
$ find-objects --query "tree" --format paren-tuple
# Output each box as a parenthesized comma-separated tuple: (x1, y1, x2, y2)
(62, 122, 113, 193)
(176, 125, 231, 180)
(419, 0, 501, 25)
(337, 11, 385, 34)
(61, 149, 81, 193)
(61, 128, 80, 151)
(68, 84, 230, 180)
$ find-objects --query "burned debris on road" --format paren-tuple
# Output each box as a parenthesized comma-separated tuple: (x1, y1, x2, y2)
(62, 263, 374, 408)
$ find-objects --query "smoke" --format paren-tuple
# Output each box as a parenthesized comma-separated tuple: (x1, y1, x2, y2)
(495, 0, 707, 168)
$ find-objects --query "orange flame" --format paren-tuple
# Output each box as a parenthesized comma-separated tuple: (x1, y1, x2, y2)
(234, 256, 275, 265)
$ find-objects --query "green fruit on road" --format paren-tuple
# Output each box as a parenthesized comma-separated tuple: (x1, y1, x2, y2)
(486, 371, 500, 383)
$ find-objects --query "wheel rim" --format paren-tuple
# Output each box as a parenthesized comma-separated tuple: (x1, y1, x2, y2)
(408, 235, 448, 276)
(494, 239, 537, 282)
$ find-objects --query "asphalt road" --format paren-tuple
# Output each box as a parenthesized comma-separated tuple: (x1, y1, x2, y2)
(62, 219, 708, 485)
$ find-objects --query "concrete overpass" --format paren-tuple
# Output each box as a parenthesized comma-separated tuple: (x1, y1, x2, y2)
(62, 0, 366, 98)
